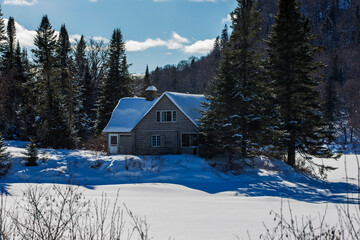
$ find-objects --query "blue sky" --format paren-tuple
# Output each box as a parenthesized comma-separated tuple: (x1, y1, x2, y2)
(2, 0, 236, 73)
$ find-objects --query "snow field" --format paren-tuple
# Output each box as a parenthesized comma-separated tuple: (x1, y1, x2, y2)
(1, 141, 359, 239)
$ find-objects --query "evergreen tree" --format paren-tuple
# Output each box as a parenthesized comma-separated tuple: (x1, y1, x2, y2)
(0, 132, 10, 175)
(324, 54, 339, 124)
(200, 0, 265, 160)
(17, 46, 36, 140)
(220, 24, 229, 50)
(73, 35, 93, 145)
(2, 17, 17, 130)
(4, 17, 15, 73)
(96, 28, 131, 133)
(211, 36, 221, 61)
(56, 24, 75, 143)
(0, 7, 11, 132)
(24, 138, 38, 167)
(141, 65, 152, 97)
(32, 16, 71, 148)
(199, 48, 237, 161)
(229, 0, 265, 157)
(266, 0, 334, 167)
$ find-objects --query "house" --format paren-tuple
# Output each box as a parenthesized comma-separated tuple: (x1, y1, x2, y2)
(102, 87, 206, 155)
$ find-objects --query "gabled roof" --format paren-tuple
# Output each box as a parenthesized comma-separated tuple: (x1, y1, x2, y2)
(163, 92, 205, 127)
(102, 97, 158, 133)
(102, 92, 207, 133)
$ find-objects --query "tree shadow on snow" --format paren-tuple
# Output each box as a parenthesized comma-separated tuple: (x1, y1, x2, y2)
(177, 168, 359, 204)
(0, 183, 11, 195)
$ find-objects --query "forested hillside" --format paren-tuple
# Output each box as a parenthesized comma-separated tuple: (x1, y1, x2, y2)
(148, 0, 360, 144)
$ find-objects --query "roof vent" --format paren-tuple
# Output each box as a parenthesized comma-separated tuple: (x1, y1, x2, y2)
(145, 86, 157, 101)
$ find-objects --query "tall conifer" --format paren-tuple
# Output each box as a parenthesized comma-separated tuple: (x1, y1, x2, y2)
(266, 0, 334, 167)
(96, 28, 131, 133)
(199, 0, 265, 160)
(32, 16, 71, 148)
(141, 65, 152, 96)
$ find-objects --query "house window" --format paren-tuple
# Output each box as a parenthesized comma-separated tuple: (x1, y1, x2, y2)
(110, 135, 118, 145)
(181, 134, 198, 148)
(156, 110, 177, 123)
(152, 135, 161, 147)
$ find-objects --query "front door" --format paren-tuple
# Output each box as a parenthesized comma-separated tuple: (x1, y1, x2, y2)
(109, 134, 118, 154)
(119, 135, 132, 154)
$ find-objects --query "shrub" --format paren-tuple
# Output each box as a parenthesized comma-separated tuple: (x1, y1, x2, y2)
(1, 184, 152, 240)
(0, 133, 11, 176)
(24, 138, 39, 167)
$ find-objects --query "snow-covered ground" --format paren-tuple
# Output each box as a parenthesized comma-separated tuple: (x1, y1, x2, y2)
(1, 141, 359, 239)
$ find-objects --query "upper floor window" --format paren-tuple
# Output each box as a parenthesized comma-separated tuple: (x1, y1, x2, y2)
(156, 110, 177, 123)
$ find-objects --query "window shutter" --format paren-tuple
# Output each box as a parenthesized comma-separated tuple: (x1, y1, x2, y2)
(156, 111, 160, 122)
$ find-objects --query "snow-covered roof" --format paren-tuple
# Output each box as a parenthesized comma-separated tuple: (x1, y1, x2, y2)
(146, 86, 157, 91)
(103, 97, 158, 133)
(164, 92, 206, 127)
(102, 92, 207, 133)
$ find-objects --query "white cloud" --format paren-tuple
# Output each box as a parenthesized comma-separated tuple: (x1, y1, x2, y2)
(183, 38, 215, 54)
(126, 38, 167, 51)
(89, 0, 97, 1)
(125, 32, 189, 52)
(222, 14, 231, 24)
(91, 36, 109, 43)
(3, 0, 38, 6)
(189, 0, 217, 2)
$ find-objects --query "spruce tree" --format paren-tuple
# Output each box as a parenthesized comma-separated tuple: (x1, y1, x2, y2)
(141, 65, 152, 97)
(324, 55, 339, 124)
(199, 48, 238, 161)
(0, 7, 11, 133)
(220, 24, 229, 50)
(266, 0, 334, 167)
(229, 0, 265, 157)
(0, 132, 11, 175)
(199, 0, 265, 160)
(32, 16, 71, 148)
(24, 138, 38, 167)
(4, 17, 15, 73)
(96, 28, 131, 133)
(73, 35, 93, 145)
(17, 46, 36, 141)
(2, 17, 17, 128)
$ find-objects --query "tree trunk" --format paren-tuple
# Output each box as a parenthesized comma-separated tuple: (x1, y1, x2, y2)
(287, 135, 296, 167)
(241, 137, 247, 158)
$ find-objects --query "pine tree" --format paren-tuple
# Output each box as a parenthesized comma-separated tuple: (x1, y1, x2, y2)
(96, 28, 132, 133)
(141, 65, 152, 97)
(32, 16, 71, 148)
(266, 0, 334, 167)
(24, 138, 38, 167)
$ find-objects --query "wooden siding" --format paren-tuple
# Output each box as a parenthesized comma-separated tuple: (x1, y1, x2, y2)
(133, 95, 198, 155)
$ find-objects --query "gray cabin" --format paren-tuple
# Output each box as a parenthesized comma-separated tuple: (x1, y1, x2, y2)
(102, 87, 206, 155)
